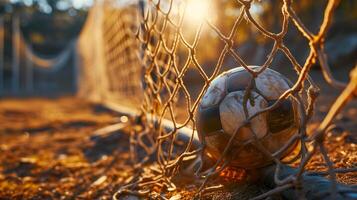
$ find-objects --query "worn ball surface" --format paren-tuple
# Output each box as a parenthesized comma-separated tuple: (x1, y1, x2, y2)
(196, 66, 300, 169)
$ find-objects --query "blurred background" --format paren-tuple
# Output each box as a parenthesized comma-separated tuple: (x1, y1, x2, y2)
(0, 0, 356, 98)
(0, 0, 91, 96)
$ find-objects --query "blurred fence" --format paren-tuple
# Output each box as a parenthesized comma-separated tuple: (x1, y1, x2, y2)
(0, 12, 77, 96)
(81, 0, 357, 199)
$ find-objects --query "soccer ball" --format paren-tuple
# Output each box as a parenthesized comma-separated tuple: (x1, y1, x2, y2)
(196, 66, 299, 169)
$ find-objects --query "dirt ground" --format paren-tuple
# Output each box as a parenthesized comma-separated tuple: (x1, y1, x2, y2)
(0, 98, 134, 199)
(0, 96, 356, 199)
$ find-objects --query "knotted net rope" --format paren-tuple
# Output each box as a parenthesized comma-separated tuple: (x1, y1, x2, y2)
(78, 0, 357, 199)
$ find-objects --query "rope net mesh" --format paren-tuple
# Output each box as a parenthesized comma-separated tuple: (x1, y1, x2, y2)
(78, 3, 142, 106)
(78, 0, 356, 199)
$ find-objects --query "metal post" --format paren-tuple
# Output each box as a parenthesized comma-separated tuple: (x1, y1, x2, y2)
(25, 42, 33, 93)
(11, 14, 20, 94)
(73, 42, 78, 94)
(0, 16, 4, 95)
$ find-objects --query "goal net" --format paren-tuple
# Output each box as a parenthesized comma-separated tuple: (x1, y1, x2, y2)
(78, 0, 356, 199)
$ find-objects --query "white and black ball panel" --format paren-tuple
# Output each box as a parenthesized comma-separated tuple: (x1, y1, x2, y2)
(200, 75, 227, 109)
(196, 106, 222, 137)
(267, 99, 296, 134)
(224, 66, 258, 93)
(255, 69, 290, 100)
(226, 70, 253, 92)
(219, 91, 268, 141)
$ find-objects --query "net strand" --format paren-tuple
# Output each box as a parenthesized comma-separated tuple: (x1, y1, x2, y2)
(78, 0, 357, 199)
